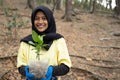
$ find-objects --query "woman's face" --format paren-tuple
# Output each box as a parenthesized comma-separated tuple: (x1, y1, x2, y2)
(34, 11, 48, 32)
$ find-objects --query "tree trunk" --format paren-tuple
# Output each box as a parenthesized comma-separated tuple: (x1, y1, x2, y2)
(0, 0, 4, 7)
(52, 0, 56, 12)
(83, 0, 88, 9)
(52, 0, 61, 12)
(114, 0, 120, 16)
(53, 0, 56, 6)
(46, 0, 51, 4)
(65, 0, 73, 21)
(89, 0, 93, 11)
(26, 0, 37, 10)
(56, 0, 61, 10)
(109, 0, 112, 10)
(90, 0, 96, 13)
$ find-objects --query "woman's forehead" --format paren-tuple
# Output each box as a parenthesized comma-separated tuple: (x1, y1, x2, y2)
(35, 11, 45, 16)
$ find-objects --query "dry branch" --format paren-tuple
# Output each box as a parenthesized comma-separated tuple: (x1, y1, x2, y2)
(111, 32, 120, 36)
(71, 67, 108, 80)
(89, 45, 120, 49)
(79, 61, 120, 69)
(0, 55, 17, 60)
(0, 68, 17, 80)
(70, 54, 119, 63)
(70, 55, 120, 69)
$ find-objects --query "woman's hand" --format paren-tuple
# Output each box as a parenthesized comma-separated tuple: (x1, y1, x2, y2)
(25, 66, 35, 80)
(40, 66, 53, 80)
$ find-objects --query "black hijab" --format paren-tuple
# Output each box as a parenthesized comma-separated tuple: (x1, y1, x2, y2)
(21, 6, 63, 50)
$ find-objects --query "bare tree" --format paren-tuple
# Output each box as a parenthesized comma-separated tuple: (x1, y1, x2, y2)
(26, 0, 37, 10)
(26, 0, 53, 10)
(89, 0, 93, 11)
(52, 0, 62, 12)
(90, 0, 96, 13)
(62, 0, 73, 21)
(56, 0, 61, 10)
(114, 0, 120, 16)
(46, 0, 51, 5)
(0, 0, 4, 6)
(108, 0, 112, 10)
(106, 0, 112, 10)
(83, 0, 88, 9)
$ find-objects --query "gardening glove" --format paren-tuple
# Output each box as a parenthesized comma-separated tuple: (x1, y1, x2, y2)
(40, 66, 53, 80)
(25, 66, 35, 80)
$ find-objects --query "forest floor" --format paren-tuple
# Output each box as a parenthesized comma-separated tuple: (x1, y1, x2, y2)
(0, 0, 120, 80)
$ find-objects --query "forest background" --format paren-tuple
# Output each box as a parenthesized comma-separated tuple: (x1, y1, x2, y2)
(0, 0, 120, 80)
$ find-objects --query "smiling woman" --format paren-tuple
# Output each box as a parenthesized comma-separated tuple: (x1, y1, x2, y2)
(17, 6, 72, 80)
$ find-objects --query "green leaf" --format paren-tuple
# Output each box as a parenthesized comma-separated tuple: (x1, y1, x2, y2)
(31, 30, 47, 60)
(32, 30, 39, 42)
(35, 44, 40, 52)
(40, 35, 45, 41)
(42, 44, 48, 47)
(38, 35, 43, 44)
(28, 41, 35, 46)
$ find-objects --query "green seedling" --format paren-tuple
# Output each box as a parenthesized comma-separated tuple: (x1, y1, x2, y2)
(29, 30, 47, 60)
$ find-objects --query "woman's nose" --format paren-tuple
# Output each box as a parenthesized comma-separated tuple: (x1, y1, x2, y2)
(38, 18, 44, 23)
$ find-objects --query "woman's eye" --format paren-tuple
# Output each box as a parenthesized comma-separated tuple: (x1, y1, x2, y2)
(35, 17, 39, 20)
(35, 17, 47, 21)
(42, 17, 47, 20)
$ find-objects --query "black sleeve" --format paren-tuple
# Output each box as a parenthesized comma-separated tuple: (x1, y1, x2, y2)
(18, 66, 26, 76)
(52, 63, 70, 76)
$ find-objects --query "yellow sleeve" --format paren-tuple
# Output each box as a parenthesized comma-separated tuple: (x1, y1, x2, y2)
(17, 42, 28, 68)
(57, 38, 72, 67)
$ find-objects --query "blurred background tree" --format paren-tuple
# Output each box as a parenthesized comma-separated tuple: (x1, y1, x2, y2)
(1, 0, 119, 21)
(114, 0, 120, 17)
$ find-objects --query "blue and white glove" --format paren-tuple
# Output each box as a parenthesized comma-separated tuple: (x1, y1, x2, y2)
(25, 66, 35, 80)
(41, 66, 53, 80)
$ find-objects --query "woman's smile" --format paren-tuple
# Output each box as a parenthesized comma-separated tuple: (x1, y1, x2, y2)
(36, 24, 45, 28)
